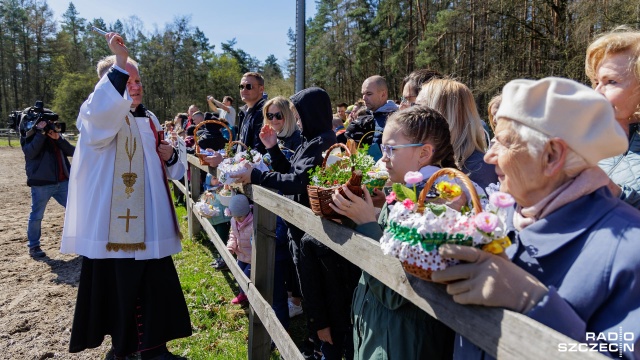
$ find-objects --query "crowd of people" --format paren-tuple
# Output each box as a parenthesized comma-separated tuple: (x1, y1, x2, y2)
(19, 27, 640, 360)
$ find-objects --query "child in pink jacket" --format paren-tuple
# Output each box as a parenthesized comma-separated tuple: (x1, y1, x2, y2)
(226, 194, 253, 304)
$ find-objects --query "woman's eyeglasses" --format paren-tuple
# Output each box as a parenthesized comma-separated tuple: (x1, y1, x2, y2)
(238, 84, 254, 90)
(400, 96, 416, 106)
(381, 143, 424, 158)
(266, 112, 283, 120)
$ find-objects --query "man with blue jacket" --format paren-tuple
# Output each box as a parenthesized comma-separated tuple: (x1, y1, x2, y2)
(20, 107, 75, 258)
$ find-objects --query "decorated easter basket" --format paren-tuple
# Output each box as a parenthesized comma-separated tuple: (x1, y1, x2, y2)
(380, 168, 513, 281)
(194, 192, 221, 219)
(307, 143, 365, 219)
(217, 187, 235, 206)
(217, 143, 269, 185)
(357, 131, 388, 194)
(364, 171, 388, 194)
(193, 120, 233, 165)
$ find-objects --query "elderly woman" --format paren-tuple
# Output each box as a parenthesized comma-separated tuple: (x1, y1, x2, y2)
(586, 28, 640, 208)
(431, 77, 640, 359)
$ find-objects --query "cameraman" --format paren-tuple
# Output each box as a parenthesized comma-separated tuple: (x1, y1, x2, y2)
(20, 117, 75, 258)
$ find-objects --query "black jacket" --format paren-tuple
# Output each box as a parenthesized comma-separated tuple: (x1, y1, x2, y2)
(277, 129, 302, 158)
(237, 98, 266, 154)
(345, 104, 397, 145)
(299, 234, 361, 333)
(250, 87, 336, 243)
(196, 122, 227, 151)
(21, 132, 75, 187)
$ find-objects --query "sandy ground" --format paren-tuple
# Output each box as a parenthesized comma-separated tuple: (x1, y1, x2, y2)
(0, 147, 109, 359)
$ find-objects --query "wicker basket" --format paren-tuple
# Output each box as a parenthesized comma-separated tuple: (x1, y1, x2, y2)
(346, 130, 383, 155)
(195, 192, 217, 219)
(194, 120, 232, 165)
(401, 168, 482, 281)
(307, 143, 364, 219)
(217, 189, 235, 206)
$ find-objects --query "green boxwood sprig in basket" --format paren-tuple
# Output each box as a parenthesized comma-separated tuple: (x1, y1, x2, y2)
(380, 168, 514, 281)
(307, 143, 380, 219)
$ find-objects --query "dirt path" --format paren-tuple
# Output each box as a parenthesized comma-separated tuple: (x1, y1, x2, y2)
(0, 147, 109, 359)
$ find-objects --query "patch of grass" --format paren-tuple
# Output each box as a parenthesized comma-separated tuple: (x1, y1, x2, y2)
(0, 137, 21, 147)
(0, 135, 77, 147)
(168, 200, 307, 359)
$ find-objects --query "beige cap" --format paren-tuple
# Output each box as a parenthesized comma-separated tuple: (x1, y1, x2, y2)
(496, 77, 628, 165)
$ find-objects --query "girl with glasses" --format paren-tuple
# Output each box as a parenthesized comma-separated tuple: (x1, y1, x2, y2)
(329, 106, 458, 360)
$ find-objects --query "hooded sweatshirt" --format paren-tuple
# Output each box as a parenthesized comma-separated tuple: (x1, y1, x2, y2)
(250, 87, 336, 242)
(250, 87, 336, 202)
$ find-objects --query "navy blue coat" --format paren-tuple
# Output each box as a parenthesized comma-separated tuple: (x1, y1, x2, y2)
(21, 132, 75, 186)
(455, 187, 640, 359)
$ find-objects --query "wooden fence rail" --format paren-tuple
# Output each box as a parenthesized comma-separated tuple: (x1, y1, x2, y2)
(0, 129, 19, 146)
(178, 154, 606, 360)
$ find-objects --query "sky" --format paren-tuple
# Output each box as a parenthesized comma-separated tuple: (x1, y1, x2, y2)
(46, 0, 318, 69)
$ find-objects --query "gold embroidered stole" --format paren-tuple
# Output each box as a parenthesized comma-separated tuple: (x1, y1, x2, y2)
(107, 113, 146, 251)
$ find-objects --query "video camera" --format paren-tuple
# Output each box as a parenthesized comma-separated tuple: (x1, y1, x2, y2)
(19, 100, 65, 137)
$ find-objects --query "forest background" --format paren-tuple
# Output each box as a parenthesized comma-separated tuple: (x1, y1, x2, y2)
(1, 0, 639, 132)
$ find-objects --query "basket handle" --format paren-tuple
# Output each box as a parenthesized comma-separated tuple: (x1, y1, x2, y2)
(321, 143, 351, 169)
(231, 140, 248, 151)
(194, 120, 233, 155)
(356, 130, 383, 150)
(417, 168, 482, 214)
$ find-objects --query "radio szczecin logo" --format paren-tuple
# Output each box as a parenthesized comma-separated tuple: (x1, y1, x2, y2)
(558, 328, 635, 357)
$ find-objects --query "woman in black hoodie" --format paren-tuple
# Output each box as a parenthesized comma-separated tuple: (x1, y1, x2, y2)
(233, 87, 336, 249)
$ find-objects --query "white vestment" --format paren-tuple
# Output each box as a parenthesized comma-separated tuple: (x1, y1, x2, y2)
(61, 73, 184, 260)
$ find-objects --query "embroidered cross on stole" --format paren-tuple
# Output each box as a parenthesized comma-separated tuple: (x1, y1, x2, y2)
(107, 113, 146, 251)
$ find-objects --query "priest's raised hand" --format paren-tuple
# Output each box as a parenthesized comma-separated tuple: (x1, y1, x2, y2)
(105, 32, 128, 69)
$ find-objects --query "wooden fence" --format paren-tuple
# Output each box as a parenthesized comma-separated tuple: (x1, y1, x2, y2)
(177, 154, 606, 360)
(0, 129, 19, 146)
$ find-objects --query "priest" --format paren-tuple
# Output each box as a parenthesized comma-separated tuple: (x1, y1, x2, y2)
(61, 32, 191, 359)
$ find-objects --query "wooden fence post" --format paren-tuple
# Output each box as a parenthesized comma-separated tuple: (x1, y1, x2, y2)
(248, 195, 277, 360)
(188, 163, 201, 238)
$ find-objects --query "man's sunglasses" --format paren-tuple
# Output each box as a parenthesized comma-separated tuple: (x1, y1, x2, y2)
(239, 84, 255, 90)
(266, 112, 283, 120)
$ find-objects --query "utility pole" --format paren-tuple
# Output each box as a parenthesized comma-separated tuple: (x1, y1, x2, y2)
(295, 0, 305, 92)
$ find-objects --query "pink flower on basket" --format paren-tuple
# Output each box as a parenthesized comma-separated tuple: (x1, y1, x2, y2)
(474, 212, 499, 233)
(402, 198, 416, 211)
(224, 208, 232, 217)
(489, 192, 515, 208)
(404, 171, 424, 186)
(386, 191, 397, 204)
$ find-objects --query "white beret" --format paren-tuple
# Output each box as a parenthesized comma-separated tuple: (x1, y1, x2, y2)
(496, 77, 628, 165)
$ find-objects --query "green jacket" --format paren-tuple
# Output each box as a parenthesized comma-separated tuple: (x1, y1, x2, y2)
(352, 204, 454, 360)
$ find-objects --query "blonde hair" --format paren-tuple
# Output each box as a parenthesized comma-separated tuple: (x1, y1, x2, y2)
(96, 55, 139, 78)
(585, 26, 640, 85)
(417, 79, 488, 168)
(487, 94, 502, 132)
(262, 96, 298, 138)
